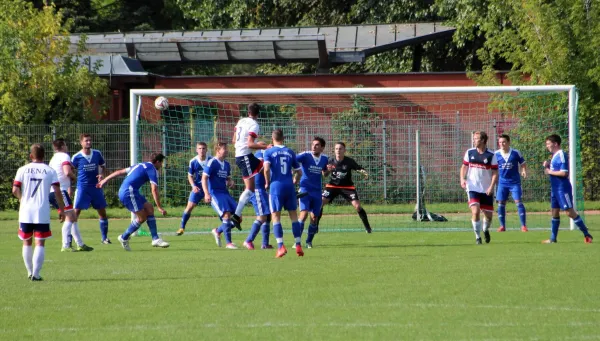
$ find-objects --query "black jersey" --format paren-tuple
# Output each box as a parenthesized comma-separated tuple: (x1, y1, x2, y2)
(326, 156, 364, 188)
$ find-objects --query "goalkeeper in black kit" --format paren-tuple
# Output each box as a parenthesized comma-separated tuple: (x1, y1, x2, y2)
(321, 142, 372, 233)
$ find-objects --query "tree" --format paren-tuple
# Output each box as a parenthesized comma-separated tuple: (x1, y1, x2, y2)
(436, 0, 600, 200)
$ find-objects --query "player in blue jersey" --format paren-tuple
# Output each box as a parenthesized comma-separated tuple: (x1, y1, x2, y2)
(71, 134, 110, 244)
(495, 134, 529, 232)
(294, 137, 329, 248)
(242, 149, 274, 250)
(177, 142, 212, 236)
(542, 134, 592, 244)
(202, 142, 239, 249)
(263, 129, 304, 258)
(97, 153, 170, 250)
(460, 131, 498, 244)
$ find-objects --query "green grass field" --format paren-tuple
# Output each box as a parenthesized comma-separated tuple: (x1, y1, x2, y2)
(0, 214, 598, 341)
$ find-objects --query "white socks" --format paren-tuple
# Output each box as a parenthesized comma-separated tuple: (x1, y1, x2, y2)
(472, 220, 482, 239)
(482, 219, 491, 232)
(62, 221, 73, 248)
(235, 189, 253, 216)
(22, 245, 33, 276)
(71, 222, 83, 246)
(32, 246, 45, 278)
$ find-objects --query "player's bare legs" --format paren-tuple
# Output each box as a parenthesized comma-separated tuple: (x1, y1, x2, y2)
(351, 199, 372, 233)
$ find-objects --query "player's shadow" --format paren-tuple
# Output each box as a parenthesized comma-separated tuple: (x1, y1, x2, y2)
(52, 273, 264, 283)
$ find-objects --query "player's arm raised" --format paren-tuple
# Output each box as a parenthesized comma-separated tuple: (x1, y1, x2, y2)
(96, 168, 127, 188)
(201, 173, 211, 203)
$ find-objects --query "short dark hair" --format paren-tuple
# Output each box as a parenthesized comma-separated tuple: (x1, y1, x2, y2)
(272, 129, 284, 142)
(498, 134, 510, 142)
(474, 131, 488, 144)
(52, 138, 66, 151)
(335, 142, 346, 149)
(31, 144, 45, 160)
(151, 153, 166, 164)
(248, 103, 260, 117)
(546, 134, 562, 146)
(214, 142, 227, 153)
(197, 142, 207, 148)
(79, 133, 91, 141)
(313, 136, 326, 148)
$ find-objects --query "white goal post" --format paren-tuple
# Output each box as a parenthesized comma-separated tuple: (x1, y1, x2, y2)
(129, 85, 579, 230)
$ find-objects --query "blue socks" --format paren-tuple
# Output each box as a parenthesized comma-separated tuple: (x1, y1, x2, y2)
(261, 222, 270, 247)
(246, 220, 262, 243)
(122, 220, 141, 240)
(497, 204, 506, 227)
(291, 221, 302, 245)
(573, 216, 591, 236)
(147, 215, 158, 240)
(180, 211, 191, 229)
(218, 219, 232, 244)
(273, 222, 284, 248)
(99, 218, 109, 241)
(517, 202, 527, 227)
(550, 218, 560, 241)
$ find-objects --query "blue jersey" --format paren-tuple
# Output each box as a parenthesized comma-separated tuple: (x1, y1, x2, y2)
(263, 145, 300, 195)
(188, 156, 212, 187)
(495, 148, 525, 185)
(549, 149, 571, 192)
(203, 158, 231, 194)
(72, 149, 105, 188)
(120, 162, 159, 192)
(254, 150, 266, 189)
(296, 151, 328, 192)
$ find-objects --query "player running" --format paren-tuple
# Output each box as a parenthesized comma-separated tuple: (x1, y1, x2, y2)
(72, 133, 110, 244)
(242, 149, 273, 250)
(295, 137, 329, 248)
(177, 142, 212, 236)
(13, 144, 66, 281)
(542, 134, 592, 244)
(460, 131, 498, 244)
(97, 153, 170, 251)
(49, 139, 93, 252)
(231, 103, 269, 229)
(321, 142, 371, 234)
(495, 134, 528, 232)
(263, 129, 303, 258)
(203, 142, 239, 249)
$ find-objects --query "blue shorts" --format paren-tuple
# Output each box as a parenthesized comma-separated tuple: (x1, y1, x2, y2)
(118, 188, 147, 213)
(496, 183, 522, 202)
(250, 189, 270, 216)
(235, 154, 263, 179)
(299, 190, 322, 216)
(210, 191, 237, 218)
(74, 187, 107, 210)
(468, 191, 494, 212)
(19, 223, 51, 240)
(551, 190, 574, 210)
(188, 189, 205, 205)
(269, 192, 298, 213)
(49, 190, 74, 211)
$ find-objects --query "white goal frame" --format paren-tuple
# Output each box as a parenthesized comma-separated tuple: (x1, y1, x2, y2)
(130, 85, 579, 229)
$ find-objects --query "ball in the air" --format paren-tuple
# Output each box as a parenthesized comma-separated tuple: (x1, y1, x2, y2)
(154, 96, 169, 110)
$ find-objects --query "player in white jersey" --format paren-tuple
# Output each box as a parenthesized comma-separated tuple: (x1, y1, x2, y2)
(231, 103, 269, 229)
(49, 139, 93, 252)
(13, 144, 65, 281)
(460, 131, 498, 244)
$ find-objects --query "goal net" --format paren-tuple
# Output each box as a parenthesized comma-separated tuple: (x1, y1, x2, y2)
(130, 86, 582, 232)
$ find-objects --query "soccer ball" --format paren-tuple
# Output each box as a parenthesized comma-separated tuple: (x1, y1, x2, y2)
(154, 96, 169, 111)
